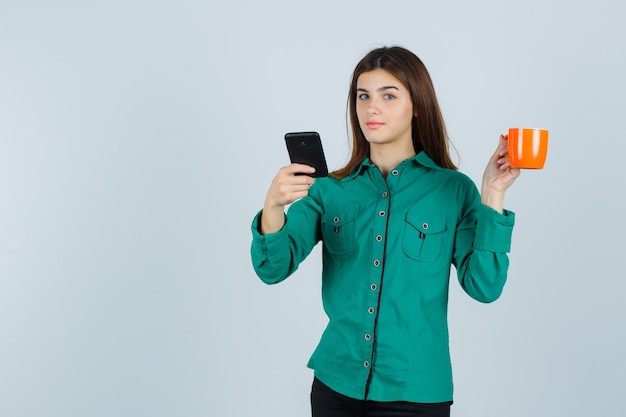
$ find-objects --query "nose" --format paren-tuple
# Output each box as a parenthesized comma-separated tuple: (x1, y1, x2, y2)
(367, 100, 380, 115)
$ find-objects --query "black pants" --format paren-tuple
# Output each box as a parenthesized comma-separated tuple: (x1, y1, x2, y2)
(310, 378, 452, 417)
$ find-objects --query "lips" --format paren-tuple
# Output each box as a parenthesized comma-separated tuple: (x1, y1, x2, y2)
(366, 121, 384, 129)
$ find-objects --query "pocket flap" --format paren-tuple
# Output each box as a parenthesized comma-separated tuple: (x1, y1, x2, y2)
(322, 204, 359, 227)
(406, 210, 446, 235)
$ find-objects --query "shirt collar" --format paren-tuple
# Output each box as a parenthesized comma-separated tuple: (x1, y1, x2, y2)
(413, 151, 442, 170)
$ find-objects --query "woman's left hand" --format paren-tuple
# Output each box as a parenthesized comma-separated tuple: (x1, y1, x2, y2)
(481, 135, 521, 213)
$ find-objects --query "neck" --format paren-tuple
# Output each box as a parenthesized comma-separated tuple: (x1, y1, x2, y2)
(369, 142, 416, 178)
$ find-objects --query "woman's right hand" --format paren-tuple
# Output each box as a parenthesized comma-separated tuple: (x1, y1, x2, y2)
(260, 163, 316, 234)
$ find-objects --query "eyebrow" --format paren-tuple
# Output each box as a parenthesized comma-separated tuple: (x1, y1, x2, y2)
(356, 86, 400, 93)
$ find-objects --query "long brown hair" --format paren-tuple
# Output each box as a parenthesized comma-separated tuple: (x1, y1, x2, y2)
(332, 46, 457, 179)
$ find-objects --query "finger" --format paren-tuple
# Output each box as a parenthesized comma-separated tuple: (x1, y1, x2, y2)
(278, 173, 314, 189)
(294, 175, 315, 185)
(288, 163, 316, 176)
(285, 188, 312, 204)
(279, 180, 314, 195)
(284, 177, 315, 191)
(497, 152, 510, 164)
(284, 180, 313, 191)
(498, 135, 509, 156)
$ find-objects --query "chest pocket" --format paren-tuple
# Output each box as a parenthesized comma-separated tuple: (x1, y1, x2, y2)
(403, 210, 447, 261)
(322, 205, 359, 255)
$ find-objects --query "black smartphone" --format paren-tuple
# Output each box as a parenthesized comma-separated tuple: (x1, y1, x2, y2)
(285, 131, 329, 177)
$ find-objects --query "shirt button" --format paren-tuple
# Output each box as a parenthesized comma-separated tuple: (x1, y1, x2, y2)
(364, 361, 370, 368)
(334, 217, 340, 224)
(422, 222, 429, 230)
(391, 169, 399, 176)
(375, 235, 383, 242)
(382, 191, 388, 198)
(370, 284, 377, 291)
(368, 307, 375, 314)
(364, 333, 371, 341)
(378, 211, 386, 217)
(373, 260, 380, 267)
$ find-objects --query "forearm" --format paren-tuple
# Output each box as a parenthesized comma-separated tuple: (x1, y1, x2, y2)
(251, 197, 321, 284)
(260, 202, 286, 235)
(454, 204, 515, 302)
(457, 250, 510, 303)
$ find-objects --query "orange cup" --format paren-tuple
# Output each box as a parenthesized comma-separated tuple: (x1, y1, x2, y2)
(506, 128, 549, 169)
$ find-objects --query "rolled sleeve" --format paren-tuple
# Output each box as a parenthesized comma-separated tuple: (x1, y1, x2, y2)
(473, 205, 515, 253)
(250, 210, 292, 284)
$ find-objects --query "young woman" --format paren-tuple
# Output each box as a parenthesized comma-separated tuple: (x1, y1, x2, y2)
(250, 46, 520, 417)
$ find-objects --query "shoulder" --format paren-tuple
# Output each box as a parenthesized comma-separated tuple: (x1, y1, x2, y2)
(415, 152, 476, 191)
(310, 175, 349, 193)
(429, 166, 477, 191)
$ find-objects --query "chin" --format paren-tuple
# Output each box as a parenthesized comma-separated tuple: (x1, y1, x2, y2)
(365, 136, 390, 145)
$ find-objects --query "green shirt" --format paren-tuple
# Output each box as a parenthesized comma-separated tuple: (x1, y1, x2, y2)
(250, 151, 515, 403)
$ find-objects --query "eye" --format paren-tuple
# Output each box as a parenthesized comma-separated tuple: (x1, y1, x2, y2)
(358, 93, 369, 100)
(384, 93, 396, 100)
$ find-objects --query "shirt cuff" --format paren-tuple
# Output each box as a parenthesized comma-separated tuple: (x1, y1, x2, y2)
(473, 205, 515, 253)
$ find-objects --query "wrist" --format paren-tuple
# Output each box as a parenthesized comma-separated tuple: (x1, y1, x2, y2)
(260, 203, 286, 235)
(480, 186, 505, 214)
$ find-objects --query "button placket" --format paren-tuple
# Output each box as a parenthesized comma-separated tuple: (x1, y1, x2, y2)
(364, 184, 390, 377)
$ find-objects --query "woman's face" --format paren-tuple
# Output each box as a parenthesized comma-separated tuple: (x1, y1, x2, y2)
(356, 69, 414, 150)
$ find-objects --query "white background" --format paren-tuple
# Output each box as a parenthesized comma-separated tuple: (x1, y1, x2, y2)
(1, 0, 625, 416)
